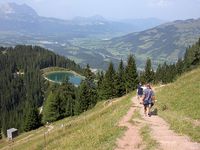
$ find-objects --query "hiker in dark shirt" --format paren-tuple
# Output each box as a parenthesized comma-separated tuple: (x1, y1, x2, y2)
(137, 82, 143, 101)
(142, 83, 155, 117)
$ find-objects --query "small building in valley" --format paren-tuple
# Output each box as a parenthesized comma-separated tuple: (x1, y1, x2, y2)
(7, 128, 18, 140)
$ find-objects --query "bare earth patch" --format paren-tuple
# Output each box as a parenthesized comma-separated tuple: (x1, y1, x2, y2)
(115, 97, 143, 150)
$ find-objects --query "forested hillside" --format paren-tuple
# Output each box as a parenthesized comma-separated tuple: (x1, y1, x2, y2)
(136, 38, 200, 85)
(0, 45, 140, 138)
(153, 38, 200, 84)
(0, 45, 82, 136)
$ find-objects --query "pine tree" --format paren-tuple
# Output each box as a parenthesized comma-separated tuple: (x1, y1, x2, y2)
(74, 65, 97, 115)
(155, 64, 162, 83)
(115, 60, 126, 97)
(75, 81, 90, 113)
(58, 82, 76, 117)
(96, 71, 104, 88)
(42, 92, 60, 123)
(159, 62, 168, 83)
(176, 58, 184, 75)
(143, 58, 155, 83)
(100, 62, 116, 99)
(184, 39, 200, 69)
(84, 64, 97, 107)
(192, 47, 200, 66)
(96, 71, 105, 101)
(74, 98, 82, 115)
(125, 55, 138, 93)
(24, 104, 41, 132)
(84, 64, 95, 82)
(43, 80, 76, 123)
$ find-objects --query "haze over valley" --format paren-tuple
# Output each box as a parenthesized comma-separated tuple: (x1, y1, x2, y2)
(1, 2, 200, 69)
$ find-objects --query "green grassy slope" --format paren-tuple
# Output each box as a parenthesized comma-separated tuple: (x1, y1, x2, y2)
(156, 67, 200, 142)
(0, 93, 134, 150)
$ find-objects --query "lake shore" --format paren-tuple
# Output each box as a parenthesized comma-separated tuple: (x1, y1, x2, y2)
(42, 67, 85, 79)
(43, 69, 84, 86)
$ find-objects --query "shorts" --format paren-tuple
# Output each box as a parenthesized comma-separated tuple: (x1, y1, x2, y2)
(143, 100, 149, 106)
(143, 100, 154, 107)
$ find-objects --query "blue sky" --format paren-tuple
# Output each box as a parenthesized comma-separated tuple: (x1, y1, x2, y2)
(0, 0, 200, 21)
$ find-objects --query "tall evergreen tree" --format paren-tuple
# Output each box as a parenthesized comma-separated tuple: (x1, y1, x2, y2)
(155, 64, 162, 83)
(96, 71, 105, 101)
(42, 81, 76, 123)
(176, 58, 184, 75)
(125, 55, 138, 93)
(24, 104, 41, 132)
(184, 39, 200, 70)
(115, 60, 126, 97)
(74, 65, 97, 115)
(101, 62, 116, 99)
(143, 58, 155, 83)
(75, 81, 90, 114)
(96, 71, 104, 88)
(42, 92, 60, 123)
(84, 64, 97, 107)
(84, 64, 95, 82)
(58, 82, 76, 117)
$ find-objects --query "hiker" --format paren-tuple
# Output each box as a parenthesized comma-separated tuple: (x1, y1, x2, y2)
(137, 82, 143, 101)
(142, 83, 155, 117)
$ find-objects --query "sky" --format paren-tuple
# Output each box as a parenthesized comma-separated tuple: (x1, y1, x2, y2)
(0, 0, 200, 21)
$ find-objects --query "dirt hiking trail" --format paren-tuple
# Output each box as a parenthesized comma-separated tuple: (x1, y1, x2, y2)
(115, 96, 143, 150)
(115, 95, 200, 150)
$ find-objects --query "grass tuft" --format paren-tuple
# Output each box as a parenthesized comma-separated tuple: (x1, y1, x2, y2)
(140, 125, 159, 150)
(129, 109, 142, 125)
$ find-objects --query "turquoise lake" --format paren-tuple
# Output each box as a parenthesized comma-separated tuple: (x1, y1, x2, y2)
(45, 71, 83, 85)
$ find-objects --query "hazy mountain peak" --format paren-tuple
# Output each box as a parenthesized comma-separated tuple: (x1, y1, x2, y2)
(157, 18, 200, 30)
(0, 3, 15, 14)
(0, 2, 38, 17)
(70, 15, 107, 26)
(72, 15, 107, 22)
(89, 15, 107, 21)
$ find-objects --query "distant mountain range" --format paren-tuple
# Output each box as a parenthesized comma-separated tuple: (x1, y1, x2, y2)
(67, 18, 200, 69)
(0, 2, 200, 70)
(0, 3, 164, 40)
(104, 18, 200, 67)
